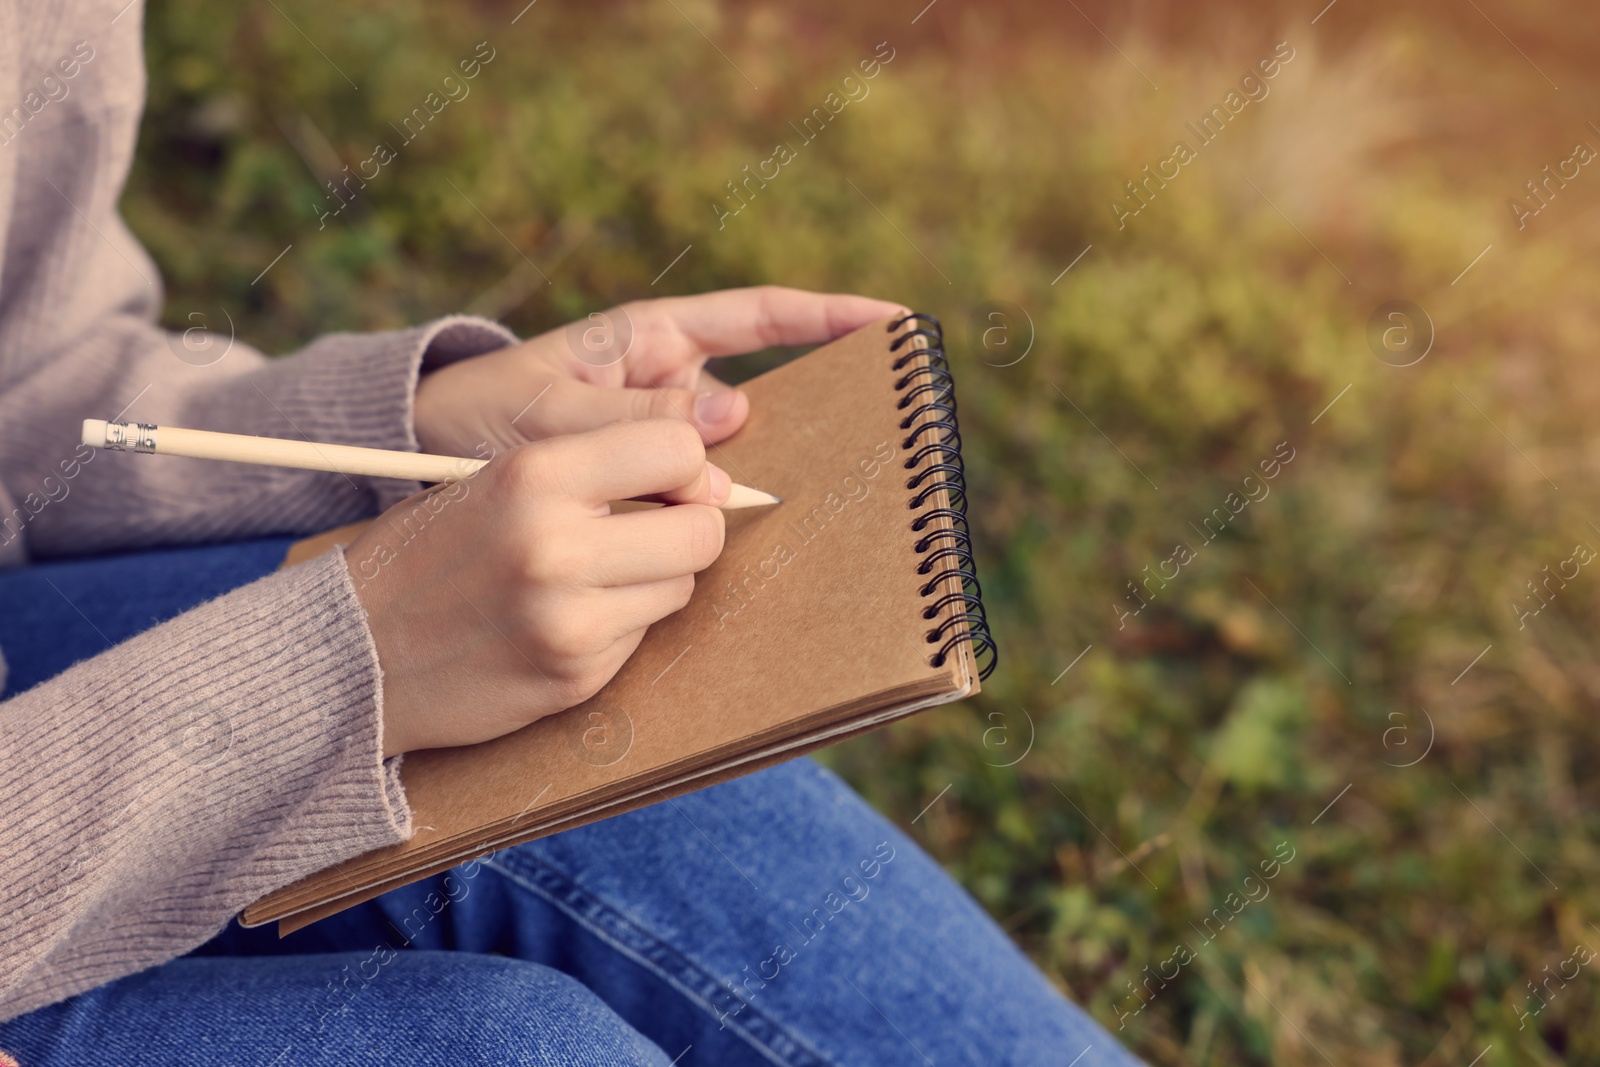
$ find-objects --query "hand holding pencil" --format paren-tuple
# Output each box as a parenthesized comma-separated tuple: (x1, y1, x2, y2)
(85, 417, 748, 754)
(77, 416, 771, 752)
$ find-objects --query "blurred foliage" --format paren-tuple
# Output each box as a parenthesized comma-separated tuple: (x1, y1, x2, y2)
(126, 0, 1600, 1062)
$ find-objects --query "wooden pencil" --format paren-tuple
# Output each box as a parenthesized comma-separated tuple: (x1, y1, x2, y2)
(80, 419, 781, 510)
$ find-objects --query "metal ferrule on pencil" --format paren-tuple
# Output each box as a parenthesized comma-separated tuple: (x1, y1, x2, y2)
(101, 420, 158, 453)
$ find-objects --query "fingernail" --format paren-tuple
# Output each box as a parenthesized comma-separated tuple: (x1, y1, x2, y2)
(695, 390, 738, 424)
(708, 463, 731, 503)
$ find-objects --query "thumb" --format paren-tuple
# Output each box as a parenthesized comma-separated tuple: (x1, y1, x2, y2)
(523, 379, 750, 443)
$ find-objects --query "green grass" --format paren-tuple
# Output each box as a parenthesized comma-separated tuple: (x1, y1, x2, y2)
(126, 1, 1600, 1062)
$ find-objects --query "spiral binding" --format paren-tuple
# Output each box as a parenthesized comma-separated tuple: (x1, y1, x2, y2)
(887, 313, 998, 681)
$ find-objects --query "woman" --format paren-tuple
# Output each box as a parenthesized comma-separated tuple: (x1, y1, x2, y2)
(0, 1, 1142, 1063)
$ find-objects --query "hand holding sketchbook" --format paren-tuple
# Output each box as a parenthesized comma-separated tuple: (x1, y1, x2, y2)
(245, 313, 996, 932)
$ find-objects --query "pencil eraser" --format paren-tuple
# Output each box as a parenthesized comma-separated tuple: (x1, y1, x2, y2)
(81, 418, 108, 448)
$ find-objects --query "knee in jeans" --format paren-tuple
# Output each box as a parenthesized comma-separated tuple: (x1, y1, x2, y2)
(391, 955, 666, 1066)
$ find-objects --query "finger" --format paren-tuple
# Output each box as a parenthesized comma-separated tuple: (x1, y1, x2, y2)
(685, 384, 749, 444)
(582, 506, 726, 586)
(529, 419, 710, 506)
(521, 378, 750, 445)
(656, 362, 738, 394)
(622, 459, 729, 506)
(640, 462, 731, 507)
(625, 286, 910, 381)
(595, 575, 698, 637)
(662, 376, 750, 444)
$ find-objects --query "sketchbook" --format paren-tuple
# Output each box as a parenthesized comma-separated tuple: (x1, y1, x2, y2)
(243, 313, 996, 932)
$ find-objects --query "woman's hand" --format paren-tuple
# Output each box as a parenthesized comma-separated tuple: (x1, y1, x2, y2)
(412, 286, 907, 459)
(345, 419, 731, 757)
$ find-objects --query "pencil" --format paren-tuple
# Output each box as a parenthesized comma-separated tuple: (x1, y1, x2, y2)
(80, 419, 781, 510)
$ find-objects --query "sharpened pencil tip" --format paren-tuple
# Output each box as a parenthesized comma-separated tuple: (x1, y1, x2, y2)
(721, 483, 781, 510)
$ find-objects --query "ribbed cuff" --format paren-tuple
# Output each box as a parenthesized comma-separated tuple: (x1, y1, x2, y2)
(1, 545, 414, 1019)
(253, 314, 520, 511)
(236, 544, 416, 878)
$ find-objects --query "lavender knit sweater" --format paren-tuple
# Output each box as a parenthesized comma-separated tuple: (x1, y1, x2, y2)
(0, 0, 519, 1020)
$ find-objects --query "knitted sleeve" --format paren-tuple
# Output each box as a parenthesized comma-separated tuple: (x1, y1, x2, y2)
(0, 546, 412, 1021)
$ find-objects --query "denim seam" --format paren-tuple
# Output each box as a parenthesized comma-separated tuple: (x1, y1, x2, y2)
(482, 856, 838, 1067)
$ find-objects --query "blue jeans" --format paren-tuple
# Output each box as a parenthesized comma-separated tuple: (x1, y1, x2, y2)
(0, 541, 1141, 1066)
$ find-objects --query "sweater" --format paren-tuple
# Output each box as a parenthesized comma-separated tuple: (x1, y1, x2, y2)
(0, 0, 519, 1020)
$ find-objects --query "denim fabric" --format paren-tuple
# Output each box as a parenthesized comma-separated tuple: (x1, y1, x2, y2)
(0, 541, 1144, 1066)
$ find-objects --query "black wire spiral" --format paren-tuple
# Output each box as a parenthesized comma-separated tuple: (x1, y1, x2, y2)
(887, 313, 998, 681)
